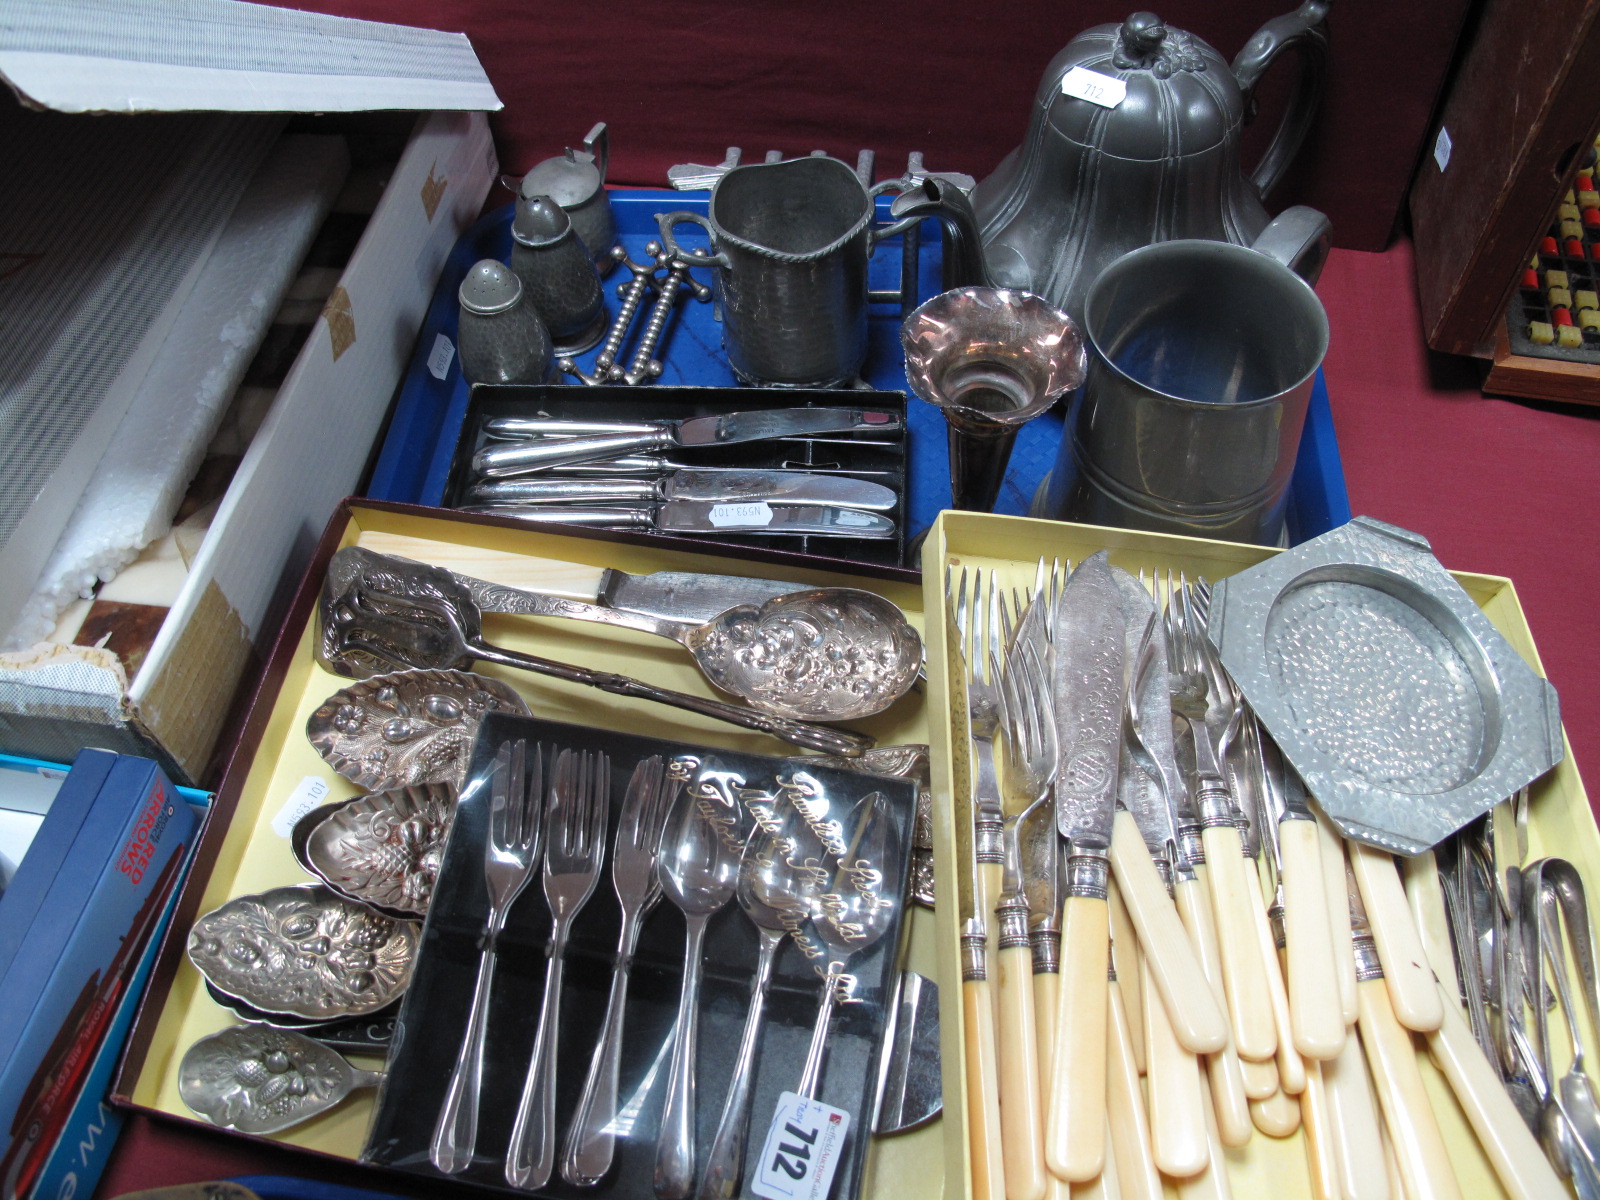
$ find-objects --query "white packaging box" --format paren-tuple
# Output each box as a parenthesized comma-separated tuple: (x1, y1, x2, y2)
(0, 0, 502, 783)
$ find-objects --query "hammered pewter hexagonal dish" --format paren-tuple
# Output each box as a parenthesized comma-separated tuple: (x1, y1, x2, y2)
(1208, 516, 1564, 855)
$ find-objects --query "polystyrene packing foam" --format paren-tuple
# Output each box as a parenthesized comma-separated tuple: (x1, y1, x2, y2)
(2, 134, 349, 652)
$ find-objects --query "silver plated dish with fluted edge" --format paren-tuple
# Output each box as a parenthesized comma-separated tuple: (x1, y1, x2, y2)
(306, 668, 529, 791)
(1208, 516, 1564, 855)
(187, 884, 420, 1021)
(291, 783, 457, 919)
(178, 1023, 384, 1134)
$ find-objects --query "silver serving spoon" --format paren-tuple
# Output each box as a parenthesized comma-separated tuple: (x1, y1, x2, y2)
(178, 1024, 382, 1135)
(316, 558, 873, 759)
(1533, 861, 1600, 1168)
(798, 791, 900, 1100)
(322, 548, 919, 723)
(655, 764, 743, 1200)
(698, 802, 816, 1200)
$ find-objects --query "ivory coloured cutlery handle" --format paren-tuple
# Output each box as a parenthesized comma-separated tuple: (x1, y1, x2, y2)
(1201, 823, 1277, 1062)
(1357, 977, 1461, 1200)
(1280, 818, 1347, 1060)
(996, 941, 1046, 1200)
(1047, 893, 1109, 1182)
(1299, 1062, 1343, 1200)
(1106, 977, 1163, 1200)
(1320, 1026, 1390, 1200)
(964, 978, 1007, 1200)
(1108, 881, 1146, 1076)
(1141, 950, 1210, 1178)
(1246, 867, 1307, 1096)
(1316, 812, 1360, 1026)
(1206, 1040, 1254, 1148)
(1249, 1087, 1302, 1138)
(1426, 981, 1568, 1200)
(1401, 850, 1461, 1000)
(1109, 811, 1228, 1054)
(1349, 841, 1444, 1033)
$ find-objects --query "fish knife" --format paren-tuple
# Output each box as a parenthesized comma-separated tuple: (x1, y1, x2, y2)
(1045, 551, 1125, 1183)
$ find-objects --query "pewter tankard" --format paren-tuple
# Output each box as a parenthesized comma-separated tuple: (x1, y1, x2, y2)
(657, 157, 916, 388)
(1035, 211, 1330, 544)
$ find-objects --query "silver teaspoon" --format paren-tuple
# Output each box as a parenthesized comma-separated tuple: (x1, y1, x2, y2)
(654, 763, 743, 1200)
(698, 802, 817, 1200)
(179, 1024, 382, 1135)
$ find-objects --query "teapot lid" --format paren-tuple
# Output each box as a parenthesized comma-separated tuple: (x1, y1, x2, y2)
(519, 147, 601, 208)
(1045, 12, 1241, 160)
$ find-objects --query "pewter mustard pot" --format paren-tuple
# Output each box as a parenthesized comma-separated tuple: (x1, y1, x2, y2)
(963, 3, 1329, 325)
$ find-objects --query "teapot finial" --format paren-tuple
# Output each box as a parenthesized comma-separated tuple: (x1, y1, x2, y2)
(1113, 11, 1206, 77)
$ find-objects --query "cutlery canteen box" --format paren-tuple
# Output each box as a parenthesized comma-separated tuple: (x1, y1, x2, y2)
(110, 498, 944, 1200)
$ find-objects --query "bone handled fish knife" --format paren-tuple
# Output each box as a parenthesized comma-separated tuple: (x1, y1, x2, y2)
(1046, 552, 1125, 1183)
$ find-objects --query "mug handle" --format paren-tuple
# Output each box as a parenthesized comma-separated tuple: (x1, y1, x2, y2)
(867, 178, 925, 244)
(655, 211, 730, 268)
(1250, 204, 1331, 287)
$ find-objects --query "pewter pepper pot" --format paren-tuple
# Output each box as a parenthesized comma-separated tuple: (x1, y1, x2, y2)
(510, 196, 607, 355)
(457, 259, 552, 386)
(901, 4, 1330, 327)
(510, 122, 617, 273)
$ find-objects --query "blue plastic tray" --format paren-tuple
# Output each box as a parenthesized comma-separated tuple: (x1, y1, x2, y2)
(367, 191, 1350, 546)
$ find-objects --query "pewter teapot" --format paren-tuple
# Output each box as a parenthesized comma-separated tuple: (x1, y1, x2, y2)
(898, 3, 1331, 324)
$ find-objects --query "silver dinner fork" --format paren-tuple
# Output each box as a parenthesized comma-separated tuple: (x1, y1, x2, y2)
(951, 566, 1007, 925)
(507, 748, 611, 1190)
(431, 739, 544, 1175)
(561, 754, 683, 1186)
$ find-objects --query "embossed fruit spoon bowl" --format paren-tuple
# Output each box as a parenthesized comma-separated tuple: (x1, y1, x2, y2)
(322, 549, 919, 723)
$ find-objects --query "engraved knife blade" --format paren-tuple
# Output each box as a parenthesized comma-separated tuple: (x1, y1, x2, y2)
(1052, 552, 1128, 854)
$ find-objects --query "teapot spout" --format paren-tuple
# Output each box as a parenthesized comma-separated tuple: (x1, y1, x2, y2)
(888, 178, 994, 291)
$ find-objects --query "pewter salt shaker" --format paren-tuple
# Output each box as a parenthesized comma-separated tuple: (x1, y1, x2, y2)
(457, 259, 552, 386)
(511, 196, 606, 355)
(516, 122, 616, 272)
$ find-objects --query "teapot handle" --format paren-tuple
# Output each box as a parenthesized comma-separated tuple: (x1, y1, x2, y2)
(655, 212, 731, 269)
(1250, 205, 1332, 287)
(1231, 0, 1330, 201)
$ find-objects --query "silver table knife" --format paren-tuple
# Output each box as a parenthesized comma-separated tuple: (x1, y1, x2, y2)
(461, 501, 897, 538)
(473, 407, 902, 476)
(469, 468, 897, 511)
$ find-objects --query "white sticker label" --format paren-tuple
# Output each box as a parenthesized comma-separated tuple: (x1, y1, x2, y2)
(1433, 125, 1452, 172)
(1061, 65, 1127, 109)
(426, 333, 456, 380)
(708, 501, 774, 528)
(832, 508, 877, 527)
(751, 1091, 851, 1200)
(271, 776, 332, 838)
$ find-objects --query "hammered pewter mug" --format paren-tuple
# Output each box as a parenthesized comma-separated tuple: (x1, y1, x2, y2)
(1035, 210, 1330, 545)
(656, 156, 917, 388)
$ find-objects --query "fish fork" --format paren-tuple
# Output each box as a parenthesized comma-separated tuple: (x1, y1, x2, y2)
(507, 748, 611, 1190)
(431, 739, 544, 1175)
(992, 614, 1054, 1200)
(1165, 575, 1277, 1063)
(952, 567, 1007, 939)
(562, 754, 687, 1186)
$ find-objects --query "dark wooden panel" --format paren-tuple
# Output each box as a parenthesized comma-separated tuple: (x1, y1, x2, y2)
(1411, 0, 1600, 355)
